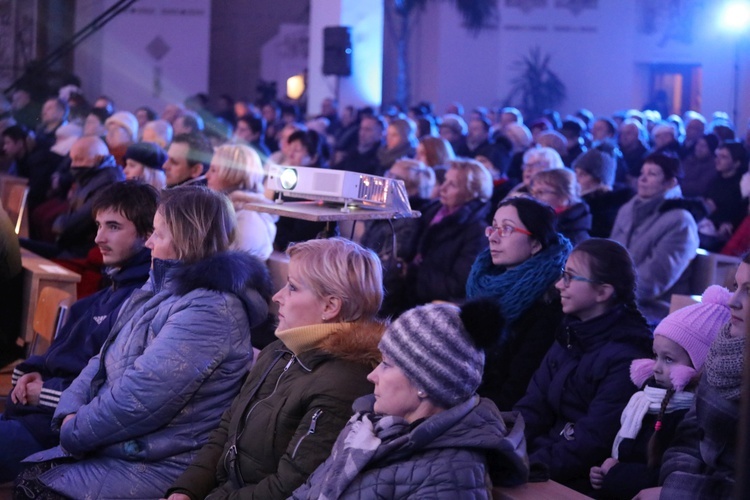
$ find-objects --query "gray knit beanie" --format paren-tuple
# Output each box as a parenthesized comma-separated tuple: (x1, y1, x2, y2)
(572, 148, 616, 187)
(378, 302, 500, 408)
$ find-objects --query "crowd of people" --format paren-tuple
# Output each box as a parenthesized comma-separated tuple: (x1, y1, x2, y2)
(0, 82, 748, 498)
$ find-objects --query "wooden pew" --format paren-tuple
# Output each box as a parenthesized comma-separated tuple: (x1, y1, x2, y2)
(493, 481, 592, 499)
(20, 248, 80, 346)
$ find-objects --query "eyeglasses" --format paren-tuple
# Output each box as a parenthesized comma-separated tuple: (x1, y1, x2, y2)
(485, 224, 533, 238)
(559, 268, 604, 287)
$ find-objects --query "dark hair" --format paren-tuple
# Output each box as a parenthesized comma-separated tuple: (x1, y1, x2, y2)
(89, 107, 111, 125)
(91, 181, 159, 238)
(495, 197, 558, 250)
(46, 97, 69, 121)
(594, 117, 617, 137)
(172, 132, 213, 173)
(643, 151, 682, 180)
(647, 387, 676, 468)
(571, 238, 641, 313)
(238, 114, 266, 136)
(472, 116, 492, 132)
(717, 140, 748, 170)
(361, 114, 387, 132)
(416, 116, 436, 138)
(697, 134, 720, 155)
(2, 124, 30, 142)
(136, 106, 157, 122)
(180, 113, 203, 132)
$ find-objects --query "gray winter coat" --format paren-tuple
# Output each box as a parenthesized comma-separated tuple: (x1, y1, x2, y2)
(610, 195, 699, 323)
(22, 252, 272, 499)
(291, 395, 529, 499)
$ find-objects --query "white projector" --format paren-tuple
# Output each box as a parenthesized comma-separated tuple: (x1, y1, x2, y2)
(267, 164, 409, 211)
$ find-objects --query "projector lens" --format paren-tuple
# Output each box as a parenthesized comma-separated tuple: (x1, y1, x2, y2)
(280, 168, 298, 190)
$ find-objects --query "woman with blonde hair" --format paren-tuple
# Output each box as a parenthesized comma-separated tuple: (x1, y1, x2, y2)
(123, 141, 168, 190)
(16, 186, 273, 499)
(406, 158, 493, 309)
(206, 143, 278, 260)
(164, 237, 386, 500)
(416, 135, 455, 194)
(531, 168, 591, 245)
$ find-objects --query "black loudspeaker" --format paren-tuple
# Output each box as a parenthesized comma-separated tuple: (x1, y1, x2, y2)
(323, 26, 352, 76)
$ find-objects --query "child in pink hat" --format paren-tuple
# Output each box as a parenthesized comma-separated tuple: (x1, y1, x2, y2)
(589, 284, 731, 499)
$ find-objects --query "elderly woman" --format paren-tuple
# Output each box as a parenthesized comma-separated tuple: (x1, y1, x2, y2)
(507, 146, 564, 198)
(291, 302, 529, 499)
(530, 168, 591, 245)
(377, 118, 417, 174)
(206, 143, 277, 261)
(123, 141, 168, 190)
(164, 237, 386, 500)
(610, 152, 700, 325)
(361, 159, 435, 316)
(466, 197, 571, 409)
(16, 187, 273, 499)
(407, 158, 493, 306)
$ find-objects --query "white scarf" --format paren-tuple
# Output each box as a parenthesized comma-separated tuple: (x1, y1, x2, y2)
(611, 386, 694, 459)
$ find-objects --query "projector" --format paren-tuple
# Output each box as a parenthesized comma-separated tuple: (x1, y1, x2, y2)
(267, 165, 410, 213)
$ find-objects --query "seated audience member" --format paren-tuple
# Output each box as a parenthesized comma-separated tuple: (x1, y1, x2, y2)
(24, 136, 124, 259)
(530, 168, 591, 245)
(82, 107, 110, 139)
(591, 117, 617, 147)
(591, 285, 730, 499)
(360, 159, 435, 317)
(35, 98, 68, 153)
(161, 102, 184, 125)
(291, 302, 529, 499)
(15, 186, 272, 498)
(618, 119, 650, 187)
(406, 159, 492, 307)
(414, 135, 455, 191)
(573, 148, 634, 238)
(699, 140, 748, 251)
(681, 111, 707, 156)
(235, 113, 271, 159)
(515, 238, 652, 494)
(0, 205, 22, 366)
(164, 238, 385, 500)
(560, 118, 587, 166)
(680, 133, 719, 198)
(438, 113, 469, 155)
(0, 182, 157, 482)
(500, 122, 532, 183)
(163, 132, 212, 187)
(377, 118, 417, 174)
(535, 130, 568, 161)
(123, 142, 168, 190)
(610, 152, 700, 325)
(49, 123, 81, 158)
(142, 119, 174, 149)
(651, 122, 681, 156)
(467, 197, 571, 409)
(638, 256, 750, 498)
(172, 110, 204, 137)
(507, 146, 564, 197)
(2, 124, 57, 211)
(134, 106, 157, 138)
(267, 122, 306, 167)
(206, 143, 277, 261)
(460, 116, 510, 176)
(104, 111, 138, 167)
(10, 88, 41, 131)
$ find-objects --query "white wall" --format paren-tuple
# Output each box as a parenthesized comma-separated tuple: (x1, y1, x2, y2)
(74, 0, 210, 113)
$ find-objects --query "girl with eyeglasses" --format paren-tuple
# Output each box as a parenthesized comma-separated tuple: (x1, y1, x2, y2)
(513, 238, 652, 495)
(466, 197, 572, 409)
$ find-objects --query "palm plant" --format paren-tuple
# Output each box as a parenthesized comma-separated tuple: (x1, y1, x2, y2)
(389, 0, 498, 109)
(504, 46, 566, 121)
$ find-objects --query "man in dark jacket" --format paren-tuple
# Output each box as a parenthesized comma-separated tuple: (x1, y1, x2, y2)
(0, 181, 158, 482)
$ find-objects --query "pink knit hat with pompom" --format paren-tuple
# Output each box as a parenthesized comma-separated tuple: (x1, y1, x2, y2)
(630, 285, 731, 390)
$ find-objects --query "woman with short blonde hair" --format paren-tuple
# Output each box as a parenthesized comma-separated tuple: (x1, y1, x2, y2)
(206, 144, 277, 260)
(530, 168, 591, 245)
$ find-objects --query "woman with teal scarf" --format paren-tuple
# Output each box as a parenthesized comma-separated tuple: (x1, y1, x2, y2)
(466, 197, 571, 409)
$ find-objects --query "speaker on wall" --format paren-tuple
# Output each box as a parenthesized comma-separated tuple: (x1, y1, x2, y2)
(323, 26, 352, 76)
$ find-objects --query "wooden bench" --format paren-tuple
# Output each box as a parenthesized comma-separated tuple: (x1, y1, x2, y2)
(493, 480, 592, 499)
(0, 173, 30, 238)
(20, 248, 80, 346)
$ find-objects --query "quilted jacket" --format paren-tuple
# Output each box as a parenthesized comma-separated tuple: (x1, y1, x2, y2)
(166, 320, 385, 500)
(291, 395, 529, 499)
(22, 251, 272, 499)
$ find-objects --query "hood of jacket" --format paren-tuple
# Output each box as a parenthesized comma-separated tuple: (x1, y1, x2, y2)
(660, 197, 708, 222)
(154, 251, 273, 329)
(107, 247, 152, 290)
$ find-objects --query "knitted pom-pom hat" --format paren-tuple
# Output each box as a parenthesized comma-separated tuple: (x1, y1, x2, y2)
(378, 299, 502, 408)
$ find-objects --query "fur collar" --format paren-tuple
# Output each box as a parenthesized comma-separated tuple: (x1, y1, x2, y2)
(314, 319, 388, 368)
(659, 197, 708, 222)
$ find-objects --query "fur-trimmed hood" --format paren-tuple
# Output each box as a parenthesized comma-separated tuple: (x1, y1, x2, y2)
(154, 251, 273, 329)
(660, 197, 708, 222)
(315, 319, 388, 368)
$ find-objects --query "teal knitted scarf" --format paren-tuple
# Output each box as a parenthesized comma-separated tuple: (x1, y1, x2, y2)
(465, 232, 572, 326)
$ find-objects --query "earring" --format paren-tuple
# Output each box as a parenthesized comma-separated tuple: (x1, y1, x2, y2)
(321, 315, 327, 322)
(417, 390, 427, 399)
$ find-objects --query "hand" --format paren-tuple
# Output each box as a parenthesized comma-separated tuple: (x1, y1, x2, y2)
(589, 466, 605, 490)
(11, 372, 43, 405)
(718, 222, 734, 240)
(161, 494, 191, 500)
(632, 486, 662, 500)
(61, 413, 76, 428)
(704, 198, 717, 214)
(600, 457, 619, 474)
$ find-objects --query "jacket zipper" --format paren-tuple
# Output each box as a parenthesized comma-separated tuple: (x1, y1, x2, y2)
(291, 408, 323, 459)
